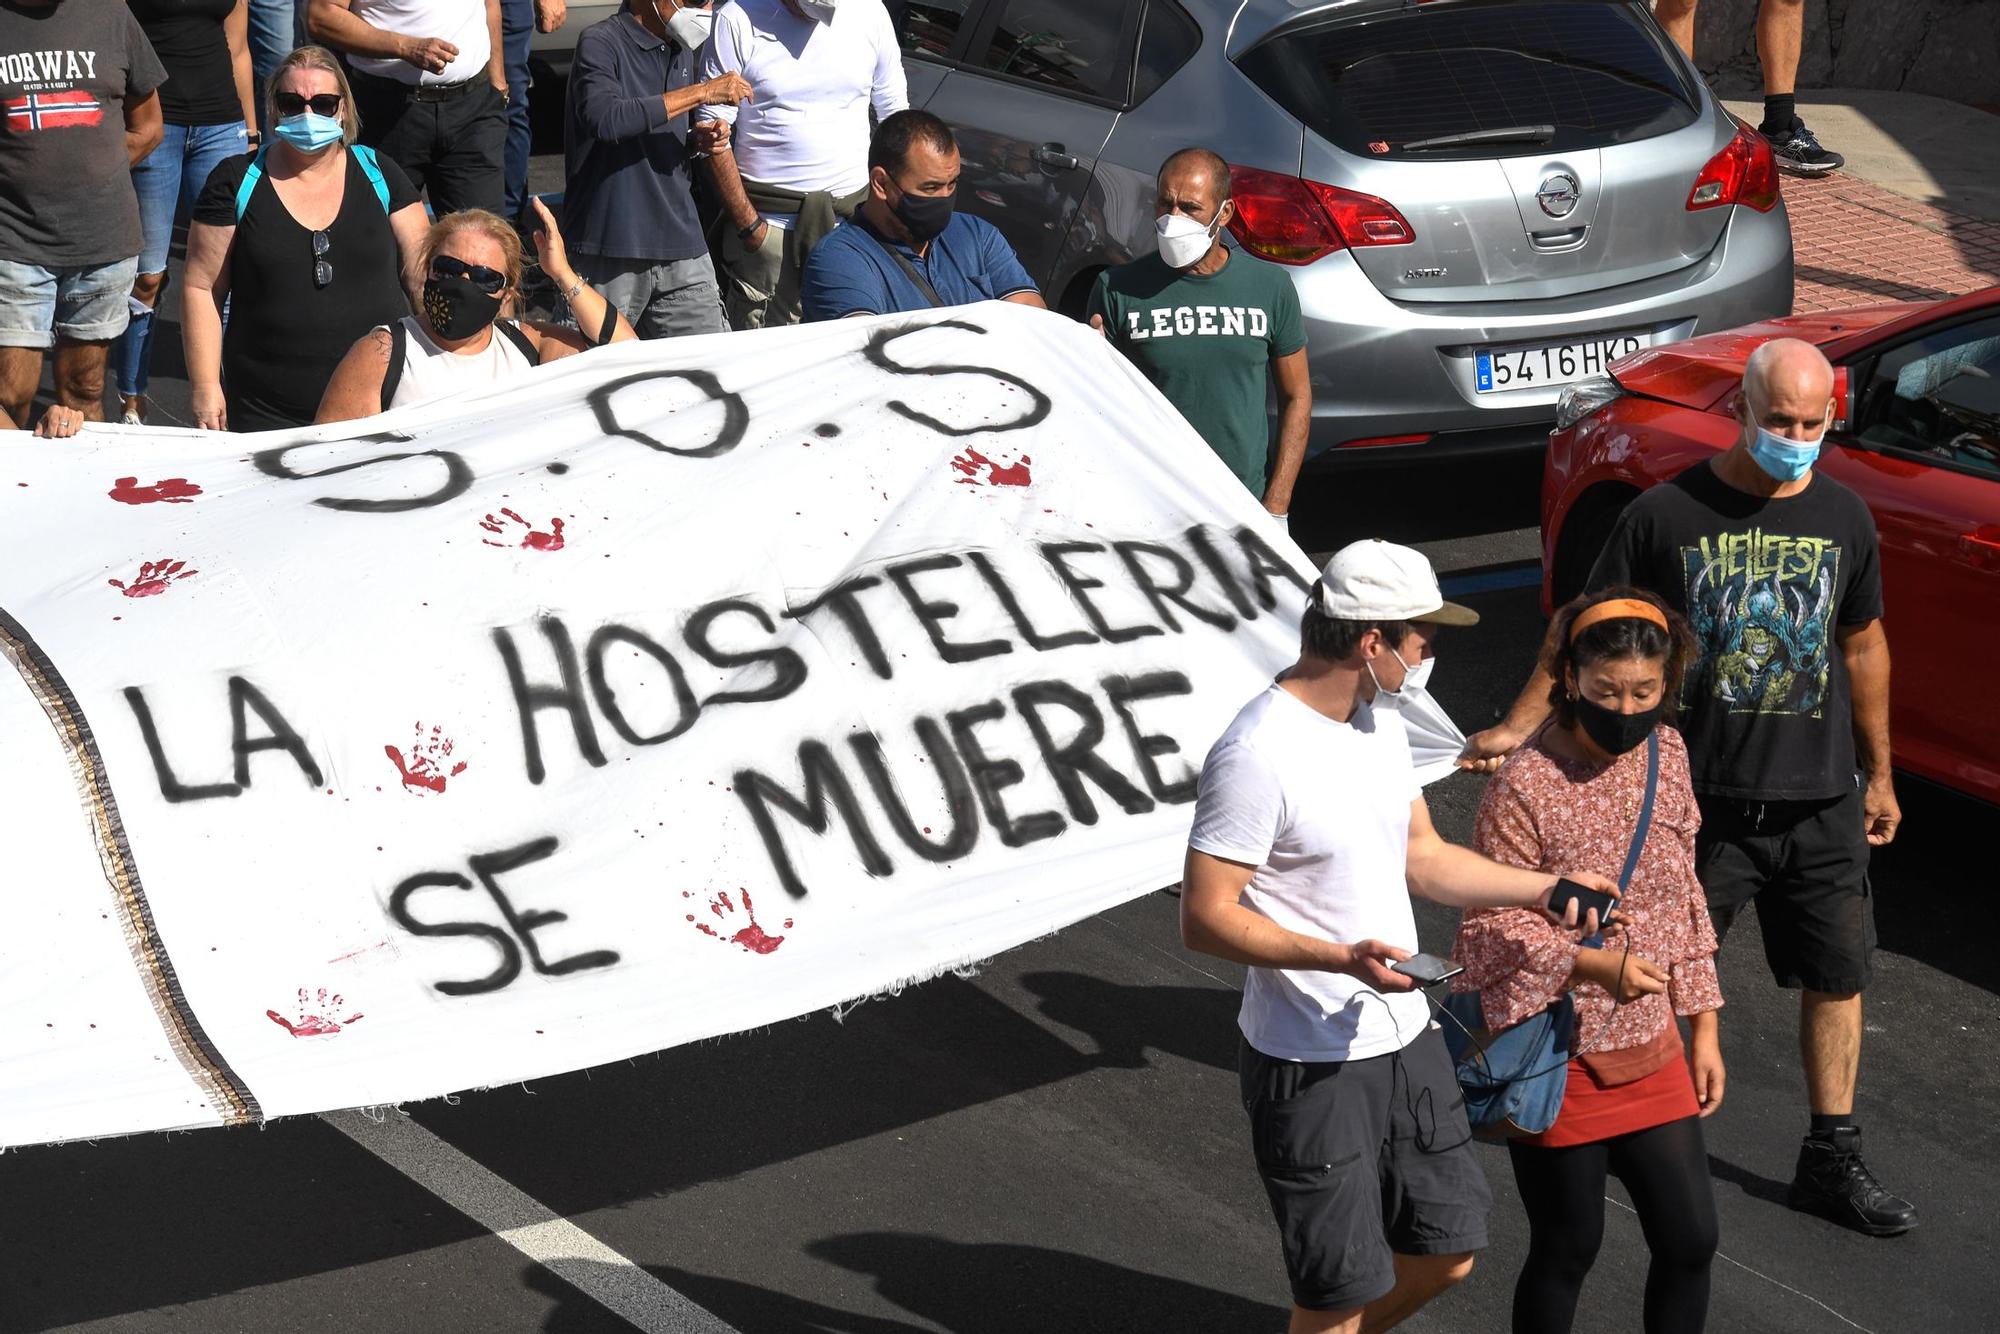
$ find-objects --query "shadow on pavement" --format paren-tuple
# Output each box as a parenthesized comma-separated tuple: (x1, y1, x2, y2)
(404, 973, 1100, 1219)
(1705, 1153, 1793, 1208)
(528, 1236, 1290, 1334)
(0, 1116, 493, 1333)
(1017, 970, 1239, 1074)
(1868, 775, 1996, 997)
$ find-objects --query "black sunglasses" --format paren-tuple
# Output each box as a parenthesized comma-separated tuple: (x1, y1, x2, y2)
(429, 254, 507, 293)
(275, 91, 343, 117)
(311, 229, 332, 289)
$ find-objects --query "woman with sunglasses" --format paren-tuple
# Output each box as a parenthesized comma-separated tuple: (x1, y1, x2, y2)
(183, 46, 430, 432)
(1451, 587, 1725, 1334)
(316, 201, 636, 421)
(115, 0, 259, 424)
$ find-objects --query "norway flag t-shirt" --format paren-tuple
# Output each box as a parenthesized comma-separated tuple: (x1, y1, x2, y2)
(0, 0, 166, 267)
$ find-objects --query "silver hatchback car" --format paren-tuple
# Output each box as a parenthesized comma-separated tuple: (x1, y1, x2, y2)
(901, 0, 1793, 467)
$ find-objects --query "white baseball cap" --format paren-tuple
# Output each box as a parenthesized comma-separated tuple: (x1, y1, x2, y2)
(1313, 539, 1479, 626)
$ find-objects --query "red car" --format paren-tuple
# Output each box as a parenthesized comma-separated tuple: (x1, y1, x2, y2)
(1541, 285, 2000, 805)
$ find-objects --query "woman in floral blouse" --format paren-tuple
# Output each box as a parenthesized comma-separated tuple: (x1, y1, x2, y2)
(1454, 587, 1724, 1334)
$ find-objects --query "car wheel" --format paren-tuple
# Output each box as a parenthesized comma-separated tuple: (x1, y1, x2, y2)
(1552, 488, 1636, 606)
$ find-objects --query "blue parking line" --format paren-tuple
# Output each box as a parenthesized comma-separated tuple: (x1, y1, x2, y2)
(1440, 562, 1543, 597)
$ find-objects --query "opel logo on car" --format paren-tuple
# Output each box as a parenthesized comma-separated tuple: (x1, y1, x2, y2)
(1537, 172, 1581, 219)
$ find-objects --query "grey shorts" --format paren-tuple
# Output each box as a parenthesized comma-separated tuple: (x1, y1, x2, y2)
(573, 252, 727, 340)
(1240, 1028, 1491, 1312)
(0, 256, 138, 348)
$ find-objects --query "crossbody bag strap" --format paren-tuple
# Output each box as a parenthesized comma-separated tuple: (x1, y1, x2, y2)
(1580, 729, 1660, 951)
(870, 229, 947, 310)
(379, 320, 408, 413)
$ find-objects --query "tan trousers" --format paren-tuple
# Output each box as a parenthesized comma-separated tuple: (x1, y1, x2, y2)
(717, 222, 801, 330)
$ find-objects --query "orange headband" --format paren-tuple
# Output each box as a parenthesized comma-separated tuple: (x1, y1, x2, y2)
(1569, 598, 1670, 643)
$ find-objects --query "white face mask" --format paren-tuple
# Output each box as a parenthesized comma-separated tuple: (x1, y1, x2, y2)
(1155, 210, 1220, 268)
(662, 0, 713, 48)
(1366, 644, 1425, 700)
(794, 0, 837, 21)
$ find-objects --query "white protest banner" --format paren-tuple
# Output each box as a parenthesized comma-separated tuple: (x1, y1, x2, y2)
(0, 303, 1323, 1149)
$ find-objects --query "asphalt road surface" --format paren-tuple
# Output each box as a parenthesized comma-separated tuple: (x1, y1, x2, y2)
(9, 154, 1997, 1334)
(5, 517, 1994, 1334)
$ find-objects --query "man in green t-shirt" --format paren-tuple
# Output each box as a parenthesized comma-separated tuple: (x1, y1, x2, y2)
(1087, 147, 1311, 518)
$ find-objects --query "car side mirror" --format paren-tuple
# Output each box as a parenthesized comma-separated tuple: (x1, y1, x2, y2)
(1830, 365, 1850, 431)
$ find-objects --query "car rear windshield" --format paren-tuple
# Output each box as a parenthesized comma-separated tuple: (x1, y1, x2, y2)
(1237, 0, 1699, 160)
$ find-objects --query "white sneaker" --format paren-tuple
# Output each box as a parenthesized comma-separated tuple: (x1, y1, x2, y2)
(120, 409, 143, 426)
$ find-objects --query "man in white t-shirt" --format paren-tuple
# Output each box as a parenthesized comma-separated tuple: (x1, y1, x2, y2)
(696, 0, 907, 329)
(310, 0, 509, 213)
(1184, 539, 1619, 1334)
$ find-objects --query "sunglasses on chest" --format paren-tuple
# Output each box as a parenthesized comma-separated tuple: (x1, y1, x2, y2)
(274, 91, 344, 117)
(429, 254, 508, 293)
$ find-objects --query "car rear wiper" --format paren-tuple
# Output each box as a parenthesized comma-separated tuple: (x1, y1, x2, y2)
(1401, 124, 1556, 151)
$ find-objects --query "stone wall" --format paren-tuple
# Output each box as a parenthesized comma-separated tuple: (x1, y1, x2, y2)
(1679, 0, 2000, 104)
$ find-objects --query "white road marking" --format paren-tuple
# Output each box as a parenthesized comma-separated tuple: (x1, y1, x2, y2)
(323, 1108, 739, 1334)
(1605, 1195, 1877, 1333)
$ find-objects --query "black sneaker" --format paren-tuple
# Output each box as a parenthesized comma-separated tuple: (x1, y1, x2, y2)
(1764, 118, 1845, 176)
(1788, 1127, 1918, 1236)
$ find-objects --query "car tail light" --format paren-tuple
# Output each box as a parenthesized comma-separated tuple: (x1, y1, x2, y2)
(1686, 121, 1780, 213)
(1227, 164, 1415, 266)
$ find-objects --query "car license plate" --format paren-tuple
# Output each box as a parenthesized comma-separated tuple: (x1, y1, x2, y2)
(1474, 334, 1646, 393)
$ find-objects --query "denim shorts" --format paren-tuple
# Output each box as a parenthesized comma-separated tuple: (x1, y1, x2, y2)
(0, 256, 140, 348)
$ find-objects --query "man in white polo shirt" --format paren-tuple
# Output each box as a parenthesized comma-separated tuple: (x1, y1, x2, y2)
(696, 0, 907, 329)
(1183, 539, 1619, 1334)
(310, 0, 508, 214)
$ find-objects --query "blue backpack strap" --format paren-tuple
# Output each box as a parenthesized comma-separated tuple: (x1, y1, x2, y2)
(350, 143, 392, 213)
(233, 145, 270, 223)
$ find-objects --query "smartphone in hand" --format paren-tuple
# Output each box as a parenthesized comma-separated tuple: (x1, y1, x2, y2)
(1388, 952, 1465, 986)
(1548, 877, 1619, 929)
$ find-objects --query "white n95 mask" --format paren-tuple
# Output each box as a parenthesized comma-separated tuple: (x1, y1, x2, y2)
(1156, 211, 1220, 268)
(665, 3, 714, 48)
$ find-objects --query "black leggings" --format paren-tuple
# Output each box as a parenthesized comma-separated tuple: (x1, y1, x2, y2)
(1508, 1115, 1719, 1334)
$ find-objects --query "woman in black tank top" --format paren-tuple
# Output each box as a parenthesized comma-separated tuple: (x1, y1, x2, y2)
(181, 46, 431, 432)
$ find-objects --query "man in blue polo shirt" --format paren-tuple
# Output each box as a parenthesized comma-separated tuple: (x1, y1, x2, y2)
(562, 0, 751, 338)
(801, 110, 1044, 320)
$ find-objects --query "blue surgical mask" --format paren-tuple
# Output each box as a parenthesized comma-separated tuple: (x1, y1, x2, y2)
(274, 111, 344, 153)
(1747, 424, 1822, 482)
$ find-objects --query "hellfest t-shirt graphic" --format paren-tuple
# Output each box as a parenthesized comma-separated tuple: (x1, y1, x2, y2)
(1681, 526, 1840, 719)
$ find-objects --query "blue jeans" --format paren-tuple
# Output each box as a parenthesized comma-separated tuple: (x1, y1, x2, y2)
(247, 0, 295, 134)
(117, 119, 248, 399)
(502, 0, 533, 219)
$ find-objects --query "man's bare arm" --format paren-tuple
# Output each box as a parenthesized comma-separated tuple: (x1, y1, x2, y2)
(1181, 848, 1416, 992)
(1262, 347, 1311, 516)
(703, 145, 765, 246)
(1839, 617, 1899, 845)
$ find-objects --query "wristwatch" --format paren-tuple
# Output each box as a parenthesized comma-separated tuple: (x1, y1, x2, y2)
(737, 220, 763, 242)
(246, 130, 262, 146)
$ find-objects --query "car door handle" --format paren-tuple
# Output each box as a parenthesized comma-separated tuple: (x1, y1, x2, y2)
(1962, 526, 2000, 561)
(1031, 143, 1081, 172)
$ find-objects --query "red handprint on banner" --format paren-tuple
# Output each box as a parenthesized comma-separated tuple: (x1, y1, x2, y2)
(480, 508, 565, 551)
(384, 722, 468, 794)
(684, 889, 790, 955)
(107, 558, 197, 597)
(108, 476, 202, 505)
(266, 987, 363, 1037)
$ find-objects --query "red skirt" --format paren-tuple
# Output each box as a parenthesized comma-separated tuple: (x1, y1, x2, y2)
(1525, 1050, 1699, 1148)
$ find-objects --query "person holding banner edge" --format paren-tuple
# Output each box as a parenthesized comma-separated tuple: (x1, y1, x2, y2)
(1182, 539, 1622, 1334)
(1453, 588, 1723, 1334)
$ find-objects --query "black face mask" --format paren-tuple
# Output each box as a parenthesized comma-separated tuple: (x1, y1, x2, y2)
(1573, 694, 1662, 756)
(891, 186, 955, 245)
(423, 273, 503, 341)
